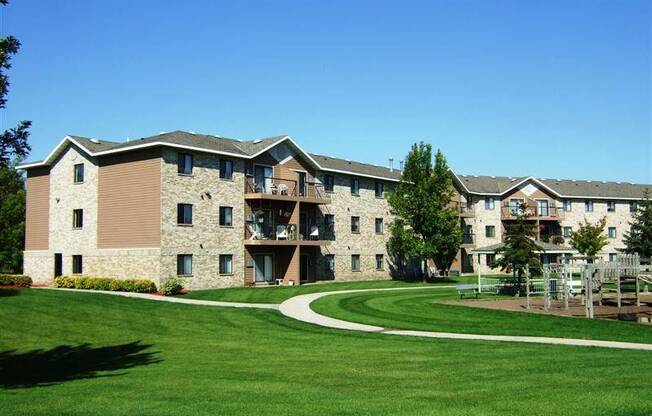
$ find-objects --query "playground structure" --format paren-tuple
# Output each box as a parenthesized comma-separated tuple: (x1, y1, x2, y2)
(478, 254, 652, 319)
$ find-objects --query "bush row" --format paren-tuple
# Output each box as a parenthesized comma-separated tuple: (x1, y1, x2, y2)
(0, 274, 33, 287)
(53, 276, 157, 293)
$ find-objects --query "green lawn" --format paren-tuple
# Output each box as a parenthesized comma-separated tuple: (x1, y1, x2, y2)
(2, 288, 651, 415)
(177, 275, 494, 303)
(311, 288, 652, 343)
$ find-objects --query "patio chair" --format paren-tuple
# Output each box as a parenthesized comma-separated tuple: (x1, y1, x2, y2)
(246, 224, 260, 240)
(276, 224, 288, 240)
(278, 183, 288, 195)
(309, 225, 319, 240)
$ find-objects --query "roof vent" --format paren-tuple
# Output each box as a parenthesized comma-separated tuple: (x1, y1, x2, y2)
(572, 179, 576, 182)
(90, 139, 99, 144)
(473, 175, 478, 178)
(159, 131, 166, 135)
(587, 180, 592, 183)
(491, 176, 496, 178)
(389, 157, 394, 172)
(601, 181, 606, 183)
(253, 139, 262, 144)
(189, 131, 195, 134)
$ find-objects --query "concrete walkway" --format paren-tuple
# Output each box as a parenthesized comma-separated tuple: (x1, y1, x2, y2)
(38, 287, 279, 310)
(40, 286, 652, 350)
(278, 287, 652, 351)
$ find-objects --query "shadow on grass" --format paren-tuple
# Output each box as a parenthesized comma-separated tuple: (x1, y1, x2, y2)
(0, 288, 19, 297)
(0, 341, 161, 389)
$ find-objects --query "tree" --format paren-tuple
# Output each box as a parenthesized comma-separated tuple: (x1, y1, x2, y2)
(0, 160, 25, 272)
(387, 143, 462, 278)
(493, 204, 543, 291)
(1, 0, 31, 168)
(622, 190, 652, 258)
(569, 217, 608, 262)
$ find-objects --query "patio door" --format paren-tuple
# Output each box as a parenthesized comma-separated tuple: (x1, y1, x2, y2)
(537, 199, 549, 217)
(297, 171, 306, 196)
(254, 254, 274, 282)
(254, 165, 273, 193)
(300, 254, 309, 282)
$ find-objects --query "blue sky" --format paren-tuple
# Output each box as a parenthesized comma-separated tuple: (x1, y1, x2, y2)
(2, 0, 651, 182)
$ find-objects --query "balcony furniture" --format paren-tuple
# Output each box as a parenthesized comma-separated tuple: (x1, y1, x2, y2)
(246, 224, 260, 240)
(275, 278, 283, 286)
(276, 224, 287, 240)
(309, 225, 319, 240)
(278, 183, 288, 195)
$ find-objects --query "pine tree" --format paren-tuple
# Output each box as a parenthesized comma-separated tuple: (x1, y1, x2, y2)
(622, 190, 652, 258)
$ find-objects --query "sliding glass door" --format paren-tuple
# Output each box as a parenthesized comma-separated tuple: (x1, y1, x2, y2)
(254, 254, 274, 282)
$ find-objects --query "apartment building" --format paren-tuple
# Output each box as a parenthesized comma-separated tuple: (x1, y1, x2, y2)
(450, 174, 651, 275)
(19, 131, 400, 289)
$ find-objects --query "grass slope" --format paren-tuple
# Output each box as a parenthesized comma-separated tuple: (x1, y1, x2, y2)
(311, 288, 652, 343)
(178, 275, 490, 303)
(1, 288, 651, 416)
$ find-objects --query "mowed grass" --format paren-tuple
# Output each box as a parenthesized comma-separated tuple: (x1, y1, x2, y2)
(2, 288, 652, 416)
(311, 288, 652, 343)
(178, 275, 493, 303)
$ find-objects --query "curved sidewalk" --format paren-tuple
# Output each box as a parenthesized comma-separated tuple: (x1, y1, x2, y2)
(278, 287, 652, 351)
(38, 287, 279, 310)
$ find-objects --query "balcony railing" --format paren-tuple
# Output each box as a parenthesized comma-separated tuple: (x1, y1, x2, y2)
(245, 176, 330, 200)
(462, 233, 475, 245)
(501, 203, 563, 220)
(245, 223, 332, 242)
(455, 202, 475, 217)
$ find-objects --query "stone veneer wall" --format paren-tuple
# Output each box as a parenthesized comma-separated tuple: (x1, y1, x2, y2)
(159, 148, 246, 290)
(315, 173, 395, 281)
(466, 195, 503, 275)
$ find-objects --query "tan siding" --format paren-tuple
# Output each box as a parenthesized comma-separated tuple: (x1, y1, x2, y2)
(97, 149, 161, 248)
(25, 168, 50, 250)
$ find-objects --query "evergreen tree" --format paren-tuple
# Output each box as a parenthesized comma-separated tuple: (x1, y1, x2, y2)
(493, 204, 543, 290)
(387, 143, 462, 277)
(622, 190, 652, 258)
(0, 159, 25, 272)
(569, 217, 608, 262)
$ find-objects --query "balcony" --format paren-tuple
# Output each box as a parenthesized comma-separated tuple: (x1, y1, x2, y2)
(244, 176, 331, 204)
(244, 223, 331, 246)
(451, 201, 475, 217)
(461, 232, 475, 247)
(500, 203, 564, 221)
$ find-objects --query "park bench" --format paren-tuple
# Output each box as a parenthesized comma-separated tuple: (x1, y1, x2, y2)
(456, 284, 479, 299)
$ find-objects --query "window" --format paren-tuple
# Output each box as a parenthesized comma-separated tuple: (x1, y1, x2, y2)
(324, 175, 334, 192)
(486, 254, 495, 266)
(351, 216, 360, 233)
(609, 253, 617, 262)
(325, 255, 335, 272)
(350, 177, 360, 195)
(376, 254, 384, 270)
(485, 225, 495, 238)
(563, 226, 572, 238)
(585, 200, 593, 212)
(177, 153, 193, 175)
(351, 255, 361, 272)
(177, 254, 192, 275)
(608, 227, 617, 239)
(607, 201, 616, 212)
(375, 218, 384, 234)
(325, 214, 335, 230)
(177, 204, 193, 225)
(563, 199, 572, 212)
(630, 201, 638, 213)
(537, 200, 549, 217)
(484, 197, 494, 210)
(72, 209, 83, 229)
(73, 163, 84, 183)
(219, 206, 233, 226)
(375, 181, 384, 198)
(72, 255, 83, 274)
(219, 159, 233, 180)
(219, 255, 233, 274)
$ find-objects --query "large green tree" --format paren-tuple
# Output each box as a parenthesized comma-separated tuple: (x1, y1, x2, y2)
(0, 0, 30, 272)
(622, 190, 652, 258)
(569, 217, 609, 262)
(387, 143, 461, 277)
(493, 204, 543, 290)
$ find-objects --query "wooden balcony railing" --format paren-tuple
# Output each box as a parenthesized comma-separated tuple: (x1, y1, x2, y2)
(501, 203, 564, 220)
(453, 201, 475, 217)
(245, 176, 330, 200)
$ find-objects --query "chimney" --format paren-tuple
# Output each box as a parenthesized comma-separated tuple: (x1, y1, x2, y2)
(399, 160, 404, 171)
(389, 157, 394, 172)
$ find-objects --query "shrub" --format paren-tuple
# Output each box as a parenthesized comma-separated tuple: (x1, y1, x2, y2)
(54, 276, 157, 293)
(162, 277, 184, 296)
(0, 274, 33, 287)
